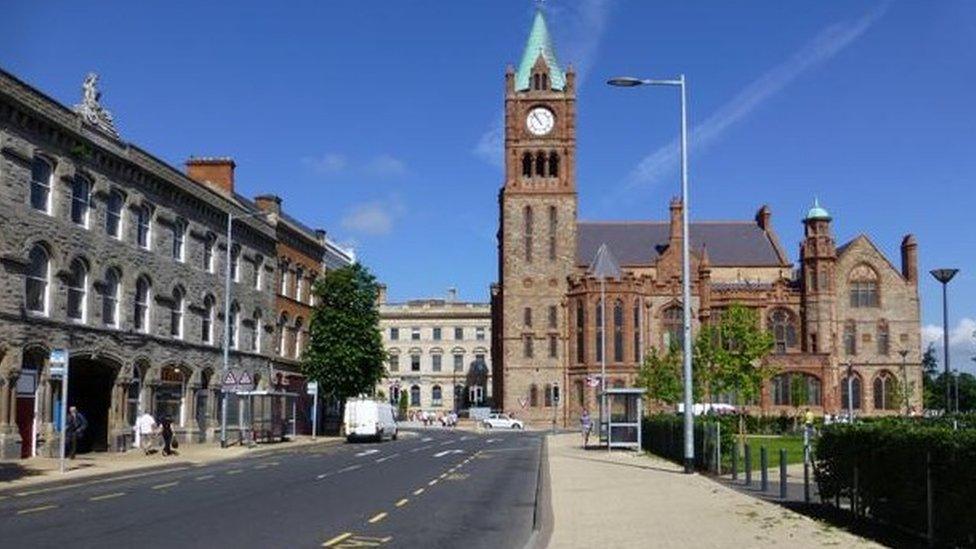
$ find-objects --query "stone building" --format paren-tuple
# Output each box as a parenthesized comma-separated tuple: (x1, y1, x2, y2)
(0, 69, 344, 458)
(378, 287, 492, 414)
(492, 11, 923, 426)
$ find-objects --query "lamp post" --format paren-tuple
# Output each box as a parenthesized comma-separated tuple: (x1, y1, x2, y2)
(846, 361, 854, 421)
(220, 209, 270, 448)
(608, 74, 693, 473)
(930, 268, 959, 414)
(898, 349, 909, 416)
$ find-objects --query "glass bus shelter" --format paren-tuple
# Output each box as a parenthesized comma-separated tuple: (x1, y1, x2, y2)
(598, 387, 645, 451)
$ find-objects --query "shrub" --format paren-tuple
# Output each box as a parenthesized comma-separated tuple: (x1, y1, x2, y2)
(642, 414, 734, 473)
(814, 421, 976, 546)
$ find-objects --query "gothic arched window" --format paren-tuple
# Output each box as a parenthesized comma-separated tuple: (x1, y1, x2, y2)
(663, 306, 683, 350)
(849, 264, 880, 307)
(548, 206, 557, 260)
(841, 374, 862, 410)
(529, 384, 539, 407)
(533, 73, 541, 91)
(535, 151, 546, 177)
(522, 152, 532, 177)
(768, 308, 798, 354)
(575, 300, 585, 364)
(541, 73, 548, 90)
(26, 244, 49, 315)
(548, 152, 559, 177)
(873, 371, 898, 410)
(613, 299, 624, 362)
(595, 299, 604, 363)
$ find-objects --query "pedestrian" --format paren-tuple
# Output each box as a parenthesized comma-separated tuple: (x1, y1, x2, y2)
(160, 415, 176, 456)
(580, 408, 592, 448)
(135, 410, 157, 454)
(65, 406, 87, 459)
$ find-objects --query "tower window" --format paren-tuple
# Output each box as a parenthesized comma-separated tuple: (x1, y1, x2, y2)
(541, 73, 548, 90)
(522, 152, 532, 177)
(533, 74, 540, 90)
(535, 152, 546, 177)
(548, 152, 559, 177)
(548, 206, 557, 260)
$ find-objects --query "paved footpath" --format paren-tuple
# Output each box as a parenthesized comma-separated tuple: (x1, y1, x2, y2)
(545, 433, 880, 548)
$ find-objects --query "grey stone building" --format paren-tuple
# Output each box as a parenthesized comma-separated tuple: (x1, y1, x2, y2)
(0, 69, 279, 459)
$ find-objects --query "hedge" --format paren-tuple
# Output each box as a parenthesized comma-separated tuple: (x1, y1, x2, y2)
(642, 414, 734, 472)
(814, 420, 976, 546)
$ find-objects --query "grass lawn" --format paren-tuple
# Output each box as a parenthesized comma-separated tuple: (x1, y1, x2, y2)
(732, 435, 808, 471)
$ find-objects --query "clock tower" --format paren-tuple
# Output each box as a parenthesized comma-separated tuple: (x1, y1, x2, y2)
(494, 9, 577, 423)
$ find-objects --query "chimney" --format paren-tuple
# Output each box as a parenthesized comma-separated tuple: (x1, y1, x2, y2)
(669, 197, 683, 242)
(254, 194, 282, 216)
(186, 157, 235, 196)
(447, 287, 458, 302)
(901, 234, 918, 284)
(755, 205, 772, 231)
(376, 284, 388, 305)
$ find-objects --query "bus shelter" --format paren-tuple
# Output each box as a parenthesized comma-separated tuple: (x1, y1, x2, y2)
(235, 390, 298, 444)
(598, 387, 645, 451)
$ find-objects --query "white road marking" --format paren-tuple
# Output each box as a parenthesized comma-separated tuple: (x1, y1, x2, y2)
(439, 441, 454, 446)
(433, 449, 464, 458)
(375, 453, 399, 463)
(486, 438, 499, 444)
(460, 436, 471, 441)
(355, 449, 380, 457)
(421, 437, 433, 442)
(338, 464, 362, 474)
(410, 444, 433, 453)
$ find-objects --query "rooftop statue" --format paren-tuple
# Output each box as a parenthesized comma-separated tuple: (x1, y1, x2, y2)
(73, 72, 119, 139)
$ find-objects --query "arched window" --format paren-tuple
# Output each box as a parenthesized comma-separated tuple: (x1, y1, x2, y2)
(155, 366, 186, 426)
(523, 206, 533, 263)
(529, 384, 539, 407)
(535, 151, 546, 177)
(544, 383, 553, 407)
(548, 206, 557, 260)
(293, 317, 304, 358)
(106, 190, 124, 239)
(103, 268, 121, 328)
(30, 156, 53, 213)
(251, 310, 262, 352)
(841, 375, 862, 410)
(533, 73, 541, 90)
(26, 244, 50, 315)
(71, 174, 92, 227)
(432, 385, 443, 405)
(172, 220, 186, 261)
(595, 299, 604, 363)
(137, 204, 152, 249)
(873, 372, 899, 410)
(202, 295, 215, 343)
(849, 265, 879, 307)
(663, 306, 683, 350)
(127, 362, 145, 426)
(576, 300, 585, 364)
(522, 152, 533, 177)
(877, 320, 890, 356)
(523, 307, 533, 327)
(410, 385, 421, 407)
(771, 373, 822, 406)
(768, 308, 798, 354)
(613, 299, 624, 362)
(170, 287, 184, 339)
(228, 302, 240, 349)
(203, 234, 215, 273)
(295, 267, 305, 303)
(230, 245, 241, 282)
(253, 256, 263, 291)
(278, 312, 289, 356)
(541, 73, 548, 90)
(843, 321, 857, 356)
(548, 152, 559, 177)
(67, 257, 88, 322)
(134, 276, 151, 333)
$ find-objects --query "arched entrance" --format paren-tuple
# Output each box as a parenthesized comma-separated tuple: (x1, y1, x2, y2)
(68, 355, 120, 453)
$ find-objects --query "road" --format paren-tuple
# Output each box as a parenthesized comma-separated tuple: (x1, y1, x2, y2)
(0, 428, 543, 548)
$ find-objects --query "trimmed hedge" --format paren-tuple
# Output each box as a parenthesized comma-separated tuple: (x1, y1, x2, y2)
(815, 420, 976, 546)
(642, 414, 734, 472)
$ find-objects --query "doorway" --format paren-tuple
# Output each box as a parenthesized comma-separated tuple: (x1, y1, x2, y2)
(68, 357, 117, 453)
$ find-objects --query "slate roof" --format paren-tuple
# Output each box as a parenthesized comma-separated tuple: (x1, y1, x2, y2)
(577, 221, 788, 267)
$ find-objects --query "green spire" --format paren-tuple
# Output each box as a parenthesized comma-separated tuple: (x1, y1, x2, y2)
(806, 197, 831, 220)
(515, 10, 566, 92)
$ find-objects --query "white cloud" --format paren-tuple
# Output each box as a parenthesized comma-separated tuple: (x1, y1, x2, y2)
(922, 317, 976, 371)
(340, 195, 406, 236)
(625, 3, 889, 189)
(302, 152, 346, 175)
(472, 0, 612, 166)
(365, 154, 407, 177)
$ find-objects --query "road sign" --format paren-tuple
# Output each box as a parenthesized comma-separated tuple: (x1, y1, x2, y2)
(222, 370, 238, 386)
(49, 367, 65, 378)
(51, 348, 69, 474)
(307, 381, 319, 395)
(237, 371, 253, 387)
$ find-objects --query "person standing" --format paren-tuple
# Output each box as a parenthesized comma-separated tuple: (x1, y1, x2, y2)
(135, 410, 157, 454)
(65, 406, 87, 459)
(160, 415, 175, 456)
(580, 408, 592, 448)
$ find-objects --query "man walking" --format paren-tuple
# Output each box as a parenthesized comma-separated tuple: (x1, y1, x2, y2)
(65, 406, 87, 459)
(135, 410, 157, 454)
(580, 408, 592, 448)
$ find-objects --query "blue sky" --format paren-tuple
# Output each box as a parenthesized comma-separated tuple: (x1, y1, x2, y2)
(3, 1, 974, 368)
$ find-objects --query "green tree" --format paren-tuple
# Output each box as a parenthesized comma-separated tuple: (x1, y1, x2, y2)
(693, 303, 775, 408)
(302, 263, 386, 409)
(637, 346, 685, 406)
(921, 343, 940, 409)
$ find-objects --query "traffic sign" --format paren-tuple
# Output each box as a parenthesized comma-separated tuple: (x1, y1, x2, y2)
(222, 370, 238, 386)
(237, 371, 253, 387)
(307, 381, 319, 395)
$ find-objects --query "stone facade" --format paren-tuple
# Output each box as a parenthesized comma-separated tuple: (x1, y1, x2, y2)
(493, 12, 923, 426)
(378, 288, 491, 415)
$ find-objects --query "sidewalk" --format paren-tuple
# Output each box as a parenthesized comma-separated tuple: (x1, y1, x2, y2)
(0, 435, 339, 493)
(544, 433, 879, 548)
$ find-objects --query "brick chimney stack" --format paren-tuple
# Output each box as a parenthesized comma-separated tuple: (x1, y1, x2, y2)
(901, 234, 918, 284)
(376, 284, 388, 305)
(186, 157, 236, 196)
(755, 205, 772, 231)
(254, 194, 282, 216)
(669, 197, 683, 242)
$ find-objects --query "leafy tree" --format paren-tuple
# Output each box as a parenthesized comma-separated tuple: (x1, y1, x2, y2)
(637, 346, 685, 406)
(302, 263, 386, 410)
(693, 303, 775, 408)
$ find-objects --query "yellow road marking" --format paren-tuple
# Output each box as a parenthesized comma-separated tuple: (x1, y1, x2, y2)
(368, 512, 388, 524)
(447, 473, 469, 481)
(17, 504, 57, 515)
(428, 479, 438, 486)
(226, 469, 243, 475)
(322, 532, 352, 547)
(413, 488, 425, 495)
(395, 498, 408, 507)
(151, 481, 179, 490)
(89, 492, 125, 501)
(195, 474, 214, 481)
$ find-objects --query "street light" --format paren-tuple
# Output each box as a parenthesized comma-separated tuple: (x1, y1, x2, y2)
(608, 74, 693, 473)
(220, 209, 271, 448)
(930, 268, 959, 414)
(898, 349, 909, 416)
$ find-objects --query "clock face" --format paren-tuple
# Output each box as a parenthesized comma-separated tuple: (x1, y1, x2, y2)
(526, 107, 555, 136)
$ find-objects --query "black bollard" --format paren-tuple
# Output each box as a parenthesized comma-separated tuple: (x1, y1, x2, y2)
(732, 443, 739, 481)
(760, 446, 768, 492)
(744, 444, 752, 486)
(803, 444, 811, 504)
(779, 448, 788, 499)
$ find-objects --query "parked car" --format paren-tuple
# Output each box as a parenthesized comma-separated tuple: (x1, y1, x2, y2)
(344, 397, 398, 442)
(482, 413, 524, 430)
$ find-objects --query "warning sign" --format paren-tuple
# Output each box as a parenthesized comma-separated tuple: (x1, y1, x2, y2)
(220, 369, 255, 392)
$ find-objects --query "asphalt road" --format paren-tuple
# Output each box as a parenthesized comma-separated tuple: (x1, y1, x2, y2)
(0, 428, 543, 549)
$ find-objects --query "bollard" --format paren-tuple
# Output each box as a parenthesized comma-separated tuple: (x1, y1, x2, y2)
(803, 444, 811, 504)
(779, 448, 788, 499)
(760, 446, 768, 492)
(731, 442, 738, 481)
(744, 444, 752, 486)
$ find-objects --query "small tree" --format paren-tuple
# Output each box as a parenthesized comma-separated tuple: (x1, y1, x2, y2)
(637, 346, 685, 407)
(302, 263, 386, 416)
(397, 391, 408, 420)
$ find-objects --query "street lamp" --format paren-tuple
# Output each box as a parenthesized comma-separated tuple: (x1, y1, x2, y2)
(220, 209, 271, 448)
(608, 74, 693, 473)
(898, 349, 909, 416)
(930, 268, 959, 414)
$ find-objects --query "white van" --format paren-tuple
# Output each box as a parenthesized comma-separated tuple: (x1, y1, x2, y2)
(343, 397, 398, 442)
